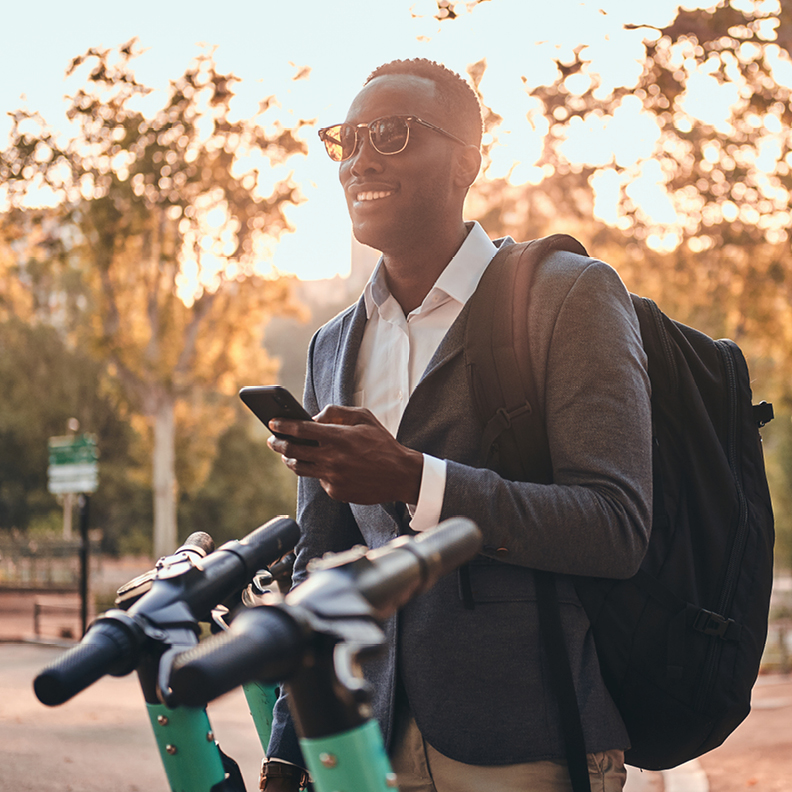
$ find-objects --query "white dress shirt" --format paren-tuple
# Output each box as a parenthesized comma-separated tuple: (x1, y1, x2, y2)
(353, 222, 498, 530)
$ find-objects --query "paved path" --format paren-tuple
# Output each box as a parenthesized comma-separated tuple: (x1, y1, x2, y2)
(697, 674, 792, 792)
(0, 642, 265, 791)
(0, 642, 789, 791)
(624, 673, 792, 792)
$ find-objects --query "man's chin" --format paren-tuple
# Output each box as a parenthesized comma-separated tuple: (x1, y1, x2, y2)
(351, 222, 392, 254)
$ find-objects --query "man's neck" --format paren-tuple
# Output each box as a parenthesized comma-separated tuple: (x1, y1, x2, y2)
(380, 223, 470, 315)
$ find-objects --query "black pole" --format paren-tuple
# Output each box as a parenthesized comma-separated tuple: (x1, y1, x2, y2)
(78, 494, 90, 637)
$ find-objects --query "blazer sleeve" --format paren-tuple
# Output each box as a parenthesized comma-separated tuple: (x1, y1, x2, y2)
(266, 329, 366, 766)
(442, 257, 653, 579)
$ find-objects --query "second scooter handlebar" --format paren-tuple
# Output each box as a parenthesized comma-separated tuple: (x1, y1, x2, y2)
(168, 518, 482, 707)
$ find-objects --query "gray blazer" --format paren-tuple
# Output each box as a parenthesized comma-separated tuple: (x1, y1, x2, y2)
(268, 241, 653, 765)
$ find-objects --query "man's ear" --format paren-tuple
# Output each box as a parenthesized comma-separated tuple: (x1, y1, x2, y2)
(454, 145, 482, 189)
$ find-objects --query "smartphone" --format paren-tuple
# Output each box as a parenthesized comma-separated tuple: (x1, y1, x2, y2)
(239, 385, 318, 446)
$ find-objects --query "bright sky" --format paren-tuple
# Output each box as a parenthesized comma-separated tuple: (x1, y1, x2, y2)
(0, 0, 748, 280)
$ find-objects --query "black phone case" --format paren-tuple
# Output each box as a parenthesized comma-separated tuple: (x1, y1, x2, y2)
(239, 386, 318, 446)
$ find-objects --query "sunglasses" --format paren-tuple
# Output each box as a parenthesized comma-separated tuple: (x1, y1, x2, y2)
(318, 115, 468, 162)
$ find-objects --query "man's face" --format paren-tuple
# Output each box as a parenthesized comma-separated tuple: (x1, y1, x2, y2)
(338, 74, 462, 255)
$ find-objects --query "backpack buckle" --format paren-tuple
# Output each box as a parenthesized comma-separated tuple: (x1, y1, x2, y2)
(693, 609, 734, 638)
(497, 402, 532, 427)
(753, 401, 774, 428)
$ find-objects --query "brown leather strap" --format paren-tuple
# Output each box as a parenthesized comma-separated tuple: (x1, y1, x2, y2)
(260, 759, 310, 791)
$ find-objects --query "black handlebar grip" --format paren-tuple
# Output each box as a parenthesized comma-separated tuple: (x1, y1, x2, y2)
(33, 616, 140, 706)
(229, 517, 301, 578)
(177, 531, 215, 557)
(168, 606, 304, 707)
(353, 518, 482, 613)
(410, 518, 483, 591)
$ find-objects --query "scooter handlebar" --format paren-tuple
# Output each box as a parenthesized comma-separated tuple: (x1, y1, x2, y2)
(357, 517, 483, 612)
(33, 613, 141, 706)
(168, 606, 304, 707)
(34, 518, 302, 708)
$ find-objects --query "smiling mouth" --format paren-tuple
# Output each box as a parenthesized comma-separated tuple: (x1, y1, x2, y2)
(355, 190, 395, 202)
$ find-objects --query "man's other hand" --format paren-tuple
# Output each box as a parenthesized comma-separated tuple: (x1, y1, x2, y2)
(267, 406, 423, 505)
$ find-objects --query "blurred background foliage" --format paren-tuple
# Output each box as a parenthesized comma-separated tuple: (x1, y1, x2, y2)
(0, 0, 790, 568)
(0, 42, 305, 556)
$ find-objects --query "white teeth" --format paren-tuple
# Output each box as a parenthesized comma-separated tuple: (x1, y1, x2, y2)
(356, 190, 394, 202)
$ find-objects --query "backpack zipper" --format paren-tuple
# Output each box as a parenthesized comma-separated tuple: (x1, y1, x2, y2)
(696, 340, 748, 711)
(715, 340, 748, 612)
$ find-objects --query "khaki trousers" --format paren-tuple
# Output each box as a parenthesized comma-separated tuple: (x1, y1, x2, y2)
(390, 705, 627, 792)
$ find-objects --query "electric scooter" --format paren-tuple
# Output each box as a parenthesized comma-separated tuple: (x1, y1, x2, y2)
(34, 516, 301, 792)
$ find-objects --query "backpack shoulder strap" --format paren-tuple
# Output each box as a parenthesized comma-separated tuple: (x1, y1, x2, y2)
(465, 233, 588, 480)
(465, 232, 594, 792)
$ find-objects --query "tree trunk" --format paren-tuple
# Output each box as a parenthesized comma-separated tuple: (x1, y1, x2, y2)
(152, 395, 177, 560)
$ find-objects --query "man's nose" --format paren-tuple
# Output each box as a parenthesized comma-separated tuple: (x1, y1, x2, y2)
(349, 130, 384, 175)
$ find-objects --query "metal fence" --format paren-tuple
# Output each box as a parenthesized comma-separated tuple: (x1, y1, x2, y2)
(0, 534, 102, 591)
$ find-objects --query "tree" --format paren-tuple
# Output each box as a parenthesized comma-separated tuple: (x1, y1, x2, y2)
(0, 41, 307, 558)
(178, 417, 296, 548)
(454, 1, 792, 350)
(524, 0, 791, 317)
(0, 317, 152, 548)
(455, 0, 792, 564)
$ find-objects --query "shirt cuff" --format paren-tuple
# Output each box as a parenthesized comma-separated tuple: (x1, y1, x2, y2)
(408, 454, 446, 532)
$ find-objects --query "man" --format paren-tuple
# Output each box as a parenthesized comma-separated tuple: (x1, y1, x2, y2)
(262, 58, 652, 791)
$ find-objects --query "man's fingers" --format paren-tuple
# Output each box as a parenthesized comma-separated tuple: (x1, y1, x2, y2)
(268, 433, 323, 462)
(268, 418, 315, 439)
(284, 457, 317, 477)
(267, 405, 420, 504)
(269, 408, 382, 442)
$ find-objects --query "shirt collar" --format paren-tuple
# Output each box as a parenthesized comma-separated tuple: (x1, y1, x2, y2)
(363, 222, 498, 318)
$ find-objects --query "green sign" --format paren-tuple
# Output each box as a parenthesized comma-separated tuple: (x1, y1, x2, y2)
(48, 434, 99, 494)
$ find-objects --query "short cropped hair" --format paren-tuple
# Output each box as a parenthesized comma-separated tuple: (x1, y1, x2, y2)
(365, 58, 483, 148)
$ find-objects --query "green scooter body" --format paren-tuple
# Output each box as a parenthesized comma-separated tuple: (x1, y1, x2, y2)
(243, 681, 280, 752)
(300, 720, 397, 792)
(147, 702, 225, 792)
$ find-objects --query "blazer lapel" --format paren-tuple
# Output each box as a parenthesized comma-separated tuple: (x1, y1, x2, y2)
(413, 299, 470, 390)
(334, 297, 416, 530)
(413, 236, 516, 391)
(333, 296, 368, 406)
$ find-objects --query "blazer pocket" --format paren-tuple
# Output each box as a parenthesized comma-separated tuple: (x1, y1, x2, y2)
(463, 558, 580, 605)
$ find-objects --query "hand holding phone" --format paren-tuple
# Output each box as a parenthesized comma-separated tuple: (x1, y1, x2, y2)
(239, 386, 319, 446)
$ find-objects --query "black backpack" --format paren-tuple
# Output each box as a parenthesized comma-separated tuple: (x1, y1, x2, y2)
(464, 234, 775, 788)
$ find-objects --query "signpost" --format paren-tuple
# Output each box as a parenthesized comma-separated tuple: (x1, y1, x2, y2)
(47, 433, 99, 636)
(47, 434, 99, 496)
